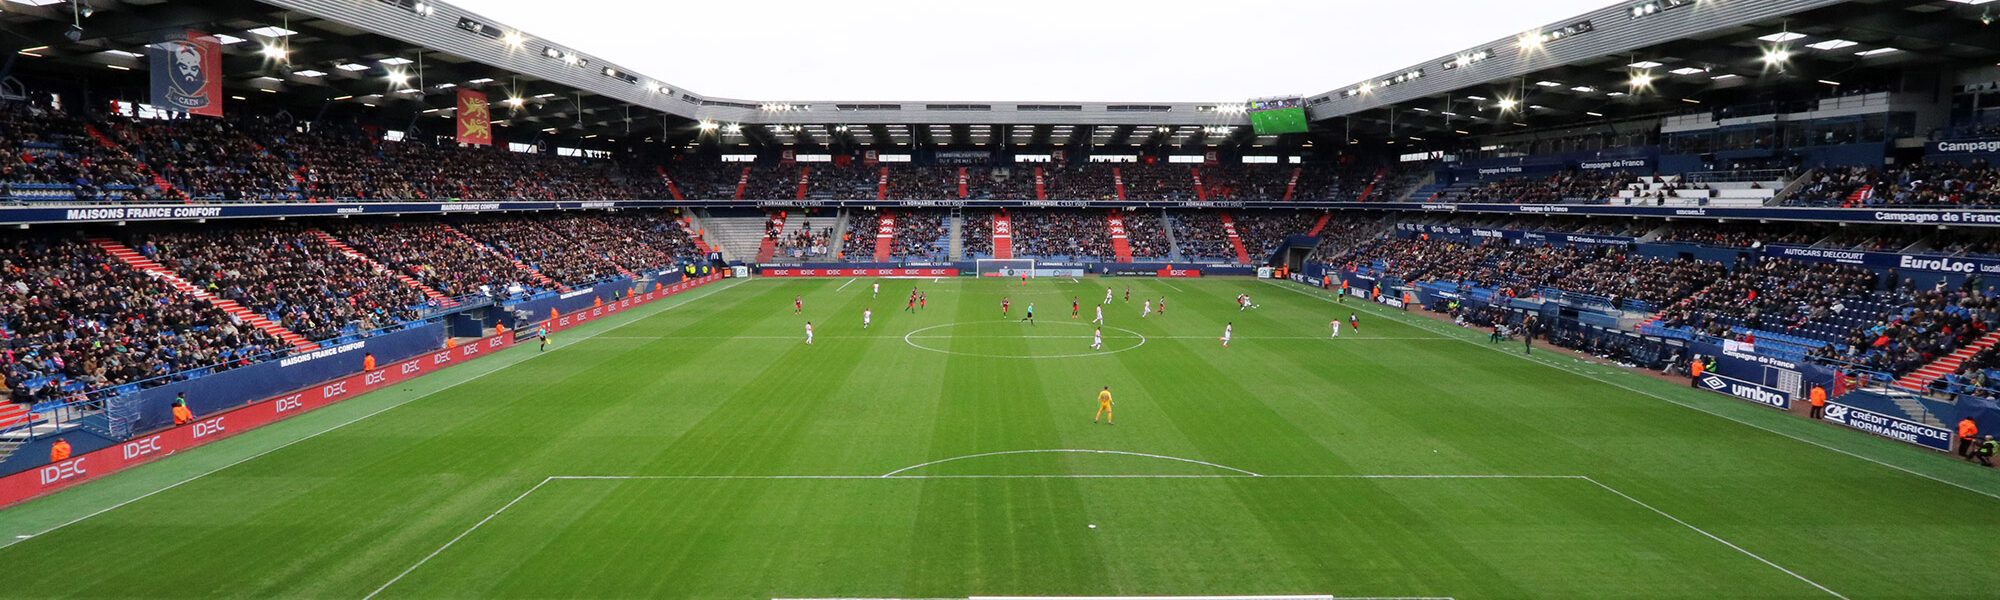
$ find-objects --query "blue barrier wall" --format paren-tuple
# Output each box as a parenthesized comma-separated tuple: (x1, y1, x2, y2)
(504, 277, 637, 322)
(0, 421, 121, 479)
(110, 323, 448, 434)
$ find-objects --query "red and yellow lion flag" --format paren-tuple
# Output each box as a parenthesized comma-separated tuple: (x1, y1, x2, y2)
(456, 89, 492, 146)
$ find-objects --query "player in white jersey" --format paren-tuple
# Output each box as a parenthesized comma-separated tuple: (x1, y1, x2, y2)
(805, 321, 815, 344)
(1091, 327, 1103, 350)
(1092, 305, 1105, 324)
(1329, 318, 1341, 339)
(871, 282, 879, 298)
(1220, 322, 1232, 347)
(863, 309, 872, 329)
(1141, 300, 1152, 318)
(1104, 287, 1114, 305)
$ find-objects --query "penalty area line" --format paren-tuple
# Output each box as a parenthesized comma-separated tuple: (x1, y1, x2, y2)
(1582, 476, 1848, 599)
(360, 477, 555, 600)
(836, 278, 856, 292)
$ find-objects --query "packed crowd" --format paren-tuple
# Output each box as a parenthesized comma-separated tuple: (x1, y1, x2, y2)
(1445, 170, 1635, 204)
(840, 211, 877, 258)
(456, 217, 628, 285)
(1011, 209, 1113, 259)
(134, 225, 432, 343)
(2, 233, 280, 403)
(887, 210, 948, 259)
(328, 221, 543, 298)
(1168, 211, 1235, 260)
(886, 166, 959, 200)
(0, 104, 157, 202)
(1, 211, 706, 407)
(1116, 163, 1196, 201)
(962, 210, 995, 256)
(1788, 162, 2000, 208)
(1199, 165, 1295, 202)
(1652, 259, 1877, 339)
(804, 164, 878, 200)
(1836, 288, 1999, 377)
(1121, 211, 1171, 259)
(1233, 211, 1319, 257)
(107, 114, 297, 202)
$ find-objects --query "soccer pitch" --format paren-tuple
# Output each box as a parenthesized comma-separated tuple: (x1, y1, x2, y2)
(1, 277, 1997, 599)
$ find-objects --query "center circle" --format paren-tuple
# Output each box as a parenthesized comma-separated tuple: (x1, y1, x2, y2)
(902, 320, 1147, 359)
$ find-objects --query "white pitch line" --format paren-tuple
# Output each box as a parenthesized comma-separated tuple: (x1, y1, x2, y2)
(371, 472, 1835, 599)
(880, 449, 1261, 478)
(1160, 281, 1185, 293)
(545, 474, 1574, 480)
(969, 596, 1456, 600)
(836, 278, 856, 292)
(1581, 476, 1848, 599)
(0, 279, 750, 551)
(360, 477, 555, 600)
(590, 335, 1442, 341)
(1259, 279, 2000, 503)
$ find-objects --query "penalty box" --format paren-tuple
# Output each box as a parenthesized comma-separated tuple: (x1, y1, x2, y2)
(366, 475, 1841, 599)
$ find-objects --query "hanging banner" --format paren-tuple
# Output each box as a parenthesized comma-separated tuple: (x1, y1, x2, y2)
(455, 89, 492, 146)
(150, 30, 222, 117)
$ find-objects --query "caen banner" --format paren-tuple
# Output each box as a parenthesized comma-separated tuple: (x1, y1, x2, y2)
(149, 30, 222, 117)
(455, 89, 492, 146)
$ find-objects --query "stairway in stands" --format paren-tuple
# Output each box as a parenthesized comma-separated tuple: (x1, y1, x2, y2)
(437, 224, 568, 292)
(992, 211, 1014, 259)
(1, 403, 36, 432)
(1842, 185, 1873, 207)
(90, 238, 318, 350)
(1217, 213, 1252, 264)
(1355, 166, 1390, 201)
(756, 212, 785, 263)
(1894, 329, 2000, 391)
(1305, 214, 1332, 236)
(872, 211, 896, 262)
(85, 125, 178, 199)
(679, 217, 715, 254)
(306, 229, 455, 306)
(1106, 211, 1134, 263)
(1632, 280, 1723, 332)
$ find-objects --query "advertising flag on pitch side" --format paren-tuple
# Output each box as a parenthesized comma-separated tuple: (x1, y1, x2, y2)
(150, 30, 222, 117)
(456, 89, 492, 146)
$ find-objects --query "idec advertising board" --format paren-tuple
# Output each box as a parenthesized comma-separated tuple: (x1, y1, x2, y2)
(761, 267, 958, 277)
(1157, 268, 1202, 278)
(0, 274, 722, 508)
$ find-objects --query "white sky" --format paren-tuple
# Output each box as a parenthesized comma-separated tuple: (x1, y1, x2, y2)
(453, 0, 1618, 103)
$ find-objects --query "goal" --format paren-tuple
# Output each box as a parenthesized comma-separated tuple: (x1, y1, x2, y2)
(976, 259, 1037, 278)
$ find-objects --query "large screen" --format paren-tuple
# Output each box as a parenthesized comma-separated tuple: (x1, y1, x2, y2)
(1247, 97, 1309, 135)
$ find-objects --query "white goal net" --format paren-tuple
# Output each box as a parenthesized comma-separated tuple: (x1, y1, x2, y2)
(976, 259, 1037, 278)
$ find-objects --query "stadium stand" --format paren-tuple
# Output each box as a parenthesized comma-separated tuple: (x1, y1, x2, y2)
(1167, 210, 1234, 261)
(2, 233, 282, 402)
(1011, 209, 1112, 260)
(887, 210, 948, 259)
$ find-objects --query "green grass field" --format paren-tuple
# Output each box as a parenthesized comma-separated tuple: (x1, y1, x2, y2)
(2, 276, 1998, 599)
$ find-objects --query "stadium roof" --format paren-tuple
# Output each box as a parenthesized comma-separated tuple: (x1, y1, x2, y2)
(5, 0, 1997, 150)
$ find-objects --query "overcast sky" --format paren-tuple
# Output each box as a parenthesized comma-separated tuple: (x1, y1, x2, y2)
(454, 0, 1618, 103)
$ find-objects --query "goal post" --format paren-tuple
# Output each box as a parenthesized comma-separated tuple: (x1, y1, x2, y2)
(976, 259, 1037, 278)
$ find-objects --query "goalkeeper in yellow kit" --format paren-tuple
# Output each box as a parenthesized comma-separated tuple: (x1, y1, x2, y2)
(1093, 386, 1114, 425)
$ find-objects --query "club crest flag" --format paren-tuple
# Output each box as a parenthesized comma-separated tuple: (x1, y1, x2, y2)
(149, 30, 222, 117)
(456, 89, 492, 146)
